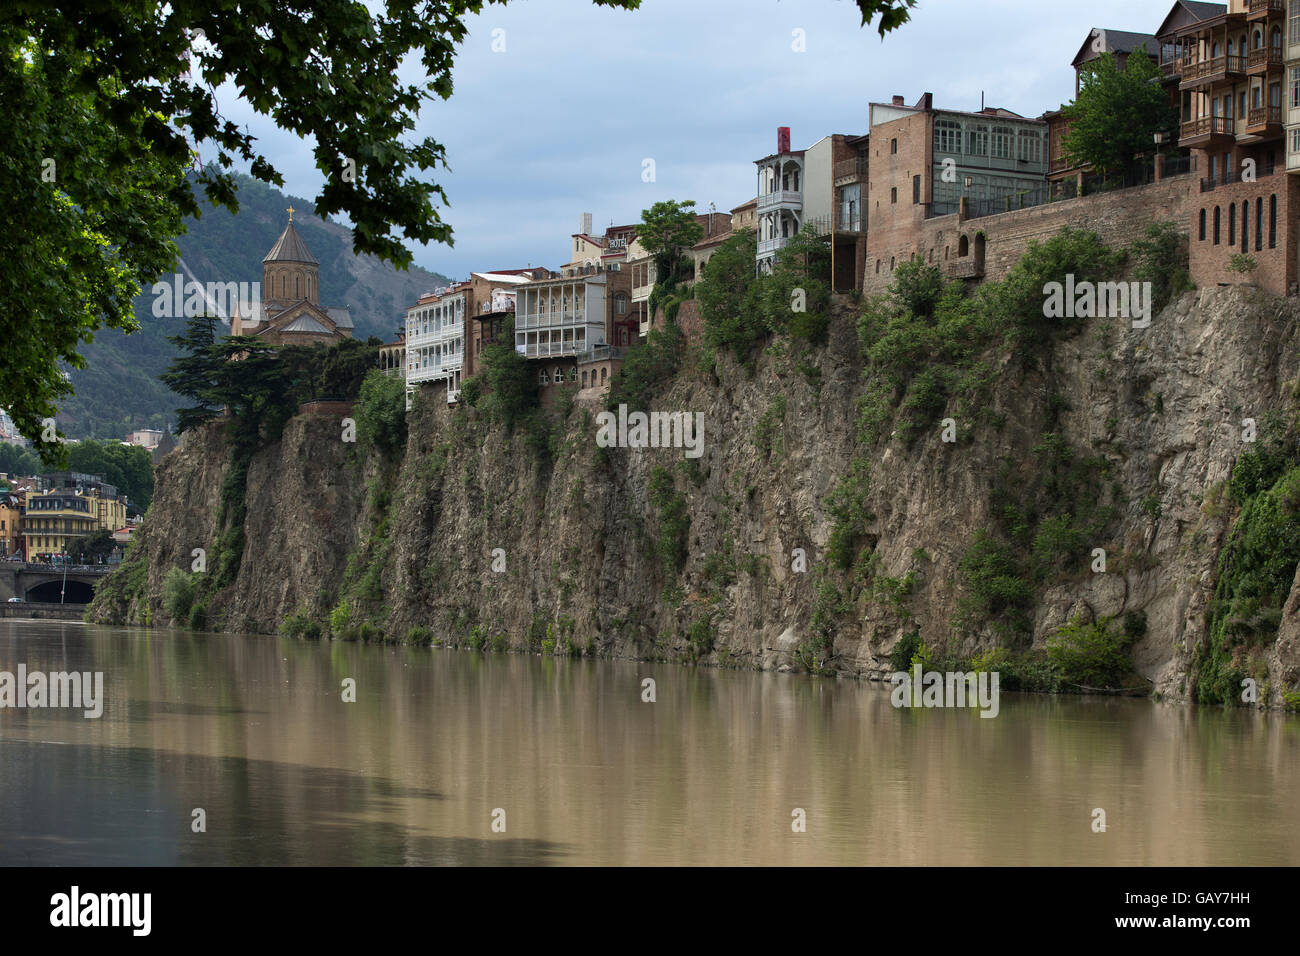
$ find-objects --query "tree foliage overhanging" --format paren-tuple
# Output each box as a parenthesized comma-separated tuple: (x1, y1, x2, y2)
(1060, 49, 1178, 184)
(0, 0, 914, 452)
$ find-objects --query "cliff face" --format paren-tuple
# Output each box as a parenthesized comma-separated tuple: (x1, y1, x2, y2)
(91, 287, 1300, 708)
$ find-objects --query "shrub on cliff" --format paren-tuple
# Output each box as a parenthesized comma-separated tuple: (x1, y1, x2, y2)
(1128, 221, 1192, 314)
(1047, 615, 1138, 689)
(161, 567, 195, 624)
(608, 322, 683, 412)
(356, 368, 407, 456)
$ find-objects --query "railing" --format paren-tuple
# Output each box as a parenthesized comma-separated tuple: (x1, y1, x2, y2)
(1289, 151, 1300, 171)
(1180, 55, 1246, 82)
(1180, 115, 1233, 139)
(576, 345, 625, 364)
(1248, 0, 1283, 13)
(521, 341, 582, 358)
(1161, 56, 1181, 77)
(756, 190, 802, 210)
(832, 157, 869, 182)
(1199, 158, 1278, 191)
(1247, 47, 1283, 70)
(757, 237, 787, 255)
(1247, 105, 1282, 128)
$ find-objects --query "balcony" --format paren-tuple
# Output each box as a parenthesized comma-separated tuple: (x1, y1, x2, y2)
(1289, 150, 1300, 172)
(944, 259, 984, 280)
(1247, 46, 1283, 73)
(1160, 56, 1181, 78)
(1245, 104, 1283, 136)
(756, 190, 802, 211)
(1180, 115, 1235, 146)
(576, 345, 626, 365)
(1179, 55, 1246, 88)
(1247, 0, 1283, 16)
(833, 156, 869, 184)
(757, 236, 790, 256)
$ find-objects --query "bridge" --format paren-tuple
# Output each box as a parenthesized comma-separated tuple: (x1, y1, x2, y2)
(0, 563, 115, 605)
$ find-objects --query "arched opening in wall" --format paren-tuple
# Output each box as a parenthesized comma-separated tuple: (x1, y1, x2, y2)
(973, 233, 986, 270)
(1229, 202, 1236, 246)
(582, 370, 589, 387)
(1242, 203, 1249, 253)
(1199, 209, 1206, 241)
(958, 235, 969, 257)
(601, 367, 608, 385)
(1213, 207, 1221, 245)
(25, 579, 96, 604)
(1269, 194, 1276, 248)
(1256, 196, 1263, 252)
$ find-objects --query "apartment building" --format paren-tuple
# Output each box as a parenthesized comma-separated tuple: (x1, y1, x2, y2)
(1166, 0, 1299, 292)
(22, 492, 96, 557)
(514, 269, 634, 394)
(405, 284, 468, 405)
(754, 128, 870, 289)
(1285, 0, 1300, 174)
(865, 93, 1048, 280)
(42, 471, 128, 533)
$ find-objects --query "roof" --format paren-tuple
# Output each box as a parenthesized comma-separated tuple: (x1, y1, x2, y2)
(1072, 28, 1160, 67)
(1155, 1, 1227, 37)
(262, 221, 318, 264)
(279, 315, 332, 335)
(731, 198, 758, 213)
(325, 307, 353, 329)
(470, 272, 532, 284)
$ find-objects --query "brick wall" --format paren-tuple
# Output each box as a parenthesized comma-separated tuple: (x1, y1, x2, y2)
(1188, 170, 1298, 296)
(862, 174, 1194, 297)
(650, 299, 705, 347)
(865, 111, 932, 282)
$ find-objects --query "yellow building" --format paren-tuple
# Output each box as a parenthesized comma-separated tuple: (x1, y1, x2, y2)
(22, 491, 96, 557)
(0, 492, 22, 557)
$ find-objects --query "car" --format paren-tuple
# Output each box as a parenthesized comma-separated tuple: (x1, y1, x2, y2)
(6, 597, 24, 603)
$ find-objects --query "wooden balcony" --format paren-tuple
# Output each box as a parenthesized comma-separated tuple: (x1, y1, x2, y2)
(1179, 55, 1246, 89)
(1180, 115, 1235, 147)
(1245, 104, 1283, 136)
(1247, 46, 1283, 73)
(1247, 0, 1283, 18)
(944, 259, 984, 280)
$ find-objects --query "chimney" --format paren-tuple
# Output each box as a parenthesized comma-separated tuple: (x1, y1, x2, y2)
(892, 95, 904, 106)
(580, 212, 592, 236)
(778, 126, 790, 154)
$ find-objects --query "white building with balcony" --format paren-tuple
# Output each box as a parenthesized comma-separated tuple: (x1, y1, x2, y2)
(755, 139, 805, 274)
(406, 285, 467, 407)
(514, 274, 609, 359)
(1288, 0, 1300, 172)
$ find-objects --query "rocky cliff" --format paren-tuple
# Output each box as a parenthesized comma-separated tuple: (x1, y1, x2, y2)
(90, 285, 1300, 709)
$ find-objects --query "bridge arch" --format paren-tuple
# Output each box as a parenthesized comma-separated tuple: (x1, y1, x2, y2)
(25, 578, 97, 603)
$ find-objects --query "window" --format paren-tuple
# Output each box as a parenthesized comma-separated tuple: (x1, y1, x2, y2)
(934, 119, 961, 155)
(1199, 208, 1206, 241)
(1214, 206, 1221, 244)
(1292, 0, 1300, 45)
(1017, 130, 1041, 163)
(1256, 197, 1264, 251)
(991, 126, 1013, 159)
(1270, 194, 1277, 248)
(891, 138, 898, 154)
(967, 125, 988, 157)
(913, 175, 920, 204)
(891, 187, 897, 203)
(1229, 202, 1236, 246)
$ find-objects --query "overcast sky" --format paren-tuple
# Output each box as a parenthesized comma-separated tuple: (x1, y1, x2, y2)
(216, 0, 1177, 279)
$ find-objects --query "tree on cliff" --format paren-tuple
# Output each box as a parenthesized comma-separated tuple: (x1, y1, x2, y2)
(638, 200, 705, 286)
(1059, 49, 1178, 186)
(0, 0, 915, 455)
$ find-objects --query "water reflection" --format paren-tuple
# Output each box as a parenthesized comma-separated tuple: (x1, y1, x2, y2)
(1, 620, 1297, 865)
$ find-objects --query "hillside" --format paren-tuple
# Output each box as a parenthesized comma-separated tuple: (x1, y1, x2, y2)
(57, 173, 451, 439)
(88, 225, 1300, 710)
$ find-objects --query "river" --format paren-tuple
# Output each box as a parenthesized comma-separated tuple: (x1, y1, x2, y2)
(1, 619, 1297, 865)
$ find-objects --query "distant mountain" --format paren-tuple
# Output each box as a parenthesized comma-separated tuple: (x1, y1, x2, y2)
(58, 173, 451, 439)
